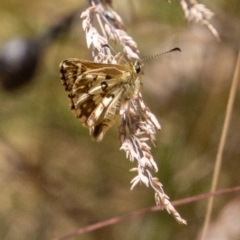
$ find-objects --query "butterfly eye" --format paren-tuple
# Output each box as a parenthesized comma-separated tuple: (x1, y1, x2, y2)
(134, 64, 141, 74)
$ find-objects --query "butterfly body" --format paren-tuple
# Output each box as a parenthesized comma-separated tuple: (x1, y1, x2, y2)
(60, 58, 143, 141)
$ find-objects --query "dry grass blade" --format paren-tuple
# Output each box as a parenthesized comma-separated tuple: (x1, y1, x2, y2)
(179, 0, 220, 41)
(52, 186, 240, 240)
(201, 49, 240, 240)
(70, 1, 187, 224)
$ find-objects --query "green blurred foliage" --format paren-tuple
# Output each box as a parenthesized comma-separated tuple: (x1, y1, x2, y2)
(0, 0, 240, 240)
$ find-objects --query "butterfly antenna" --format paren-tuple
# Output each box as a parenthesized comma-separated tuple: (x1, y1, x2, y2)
(142, 47, 181, 61)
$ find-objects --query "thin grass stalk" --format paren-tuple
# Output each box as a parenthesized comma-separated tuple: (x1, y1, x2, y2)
(201, 49, 240, 240)
(52, 186, 240, 240)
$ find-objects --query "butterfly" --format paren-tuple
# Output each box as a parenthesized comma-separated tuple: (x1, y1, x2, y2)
(60, 58, 143, 141)
(59, 48, 180, 141)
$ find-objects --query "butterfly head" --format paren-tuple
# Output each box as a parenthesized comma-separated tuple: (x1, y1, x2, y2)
(133, 60, 144, 75)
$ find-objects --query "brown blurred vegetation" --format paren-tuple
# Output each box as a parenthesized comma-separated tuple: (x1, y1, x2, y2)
(0, 0, 240, 240)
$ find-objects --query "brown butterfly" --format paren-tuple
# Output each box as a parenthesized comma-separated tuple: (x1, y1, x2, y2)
(59, 48, 180, 141)
(60, 58, 143, 141)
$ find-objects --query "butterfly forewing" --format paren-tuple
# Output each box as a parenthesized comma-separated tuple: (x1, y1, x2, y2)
(60, 58, 143, 141)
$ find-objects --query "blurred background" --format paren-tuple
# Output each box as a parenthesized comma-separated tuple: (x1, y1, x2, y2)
(0, 0, 240, 239)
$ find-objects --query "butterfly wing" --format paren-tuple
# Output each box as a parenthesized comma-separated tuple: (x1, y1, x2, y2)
(60, 58, 128, 141)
